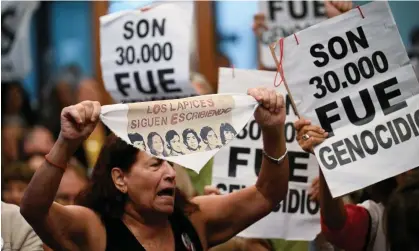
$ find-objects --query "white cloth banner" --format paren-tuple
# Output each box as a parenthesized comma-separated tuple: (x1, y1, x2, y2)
(213, 68, 320, 240)
(280, 1, 419, 197)
(259, 1, 326, 69)
(100, 94, 258, 173)
(1, 1, 39, 81)
(100, 1, 196, 103)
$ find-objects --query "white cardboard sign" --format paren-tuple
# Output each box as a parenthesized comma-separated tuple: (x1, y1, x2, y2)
(280, 1, 419, 197)
(100, 2, 196, 103)
(259, 1, 326, 69)
(213, 68, 320, 240)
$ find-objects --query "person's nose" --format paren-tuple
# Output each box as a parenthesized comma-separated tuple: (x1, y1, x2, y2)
(163, 161, 176, 183)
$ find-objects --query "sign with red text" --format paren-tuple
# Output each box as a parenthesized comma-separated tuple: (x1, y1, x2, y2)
(100, 94, 258, 173)
(280, 1, 419, 197)
(213, 68, 320, 240)
(100, 2, 196, 103)
(259, 1, 326, 69)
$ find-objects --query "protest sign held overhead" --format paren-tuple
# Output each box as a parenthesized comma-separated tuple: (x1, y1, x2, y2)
(258, 1, 326, 69)
(213, 68, 320, 240)
(1, 1, 39, 81)
(274, 1, 419, 198)
(100, 93, 258, 173)
(100, 2, 196, 103)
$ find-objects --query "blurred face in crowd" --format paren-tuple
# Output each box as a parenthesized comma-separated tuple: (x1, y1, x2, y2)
(55, 168, 87, 205)
(5, 85, 23, 114)
(205, 130, 219, 148)
(151, 135, 164, 155)
(28, 154, 45, 171)
(2, 180, 28, 206)
(24, 126, 55, 155)
(169, 135, 182, 153)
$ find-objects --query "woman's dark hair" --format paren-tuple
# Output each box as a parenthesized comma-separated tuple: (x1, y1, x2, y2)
(77, 134, 197, 219)
(385, 170, 419, 251)
(219, 123, 237, 145)
(147, 132, 168, 156)
(1, 81, 36, 126)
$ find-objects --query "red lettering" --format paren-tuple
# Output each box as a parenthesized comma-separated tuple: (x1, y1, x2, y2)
(161, 104, 167, 113)
(153, 104, 161, 114)
(200, 100, 207, 108)
(147, 106, 153, 114)
(171, 113, 178, 125)
(207, 99, 215, 107)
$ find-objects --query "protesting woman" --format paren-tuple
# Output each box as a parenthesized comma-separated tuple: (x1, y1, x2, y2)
(21, 87, 289, 251)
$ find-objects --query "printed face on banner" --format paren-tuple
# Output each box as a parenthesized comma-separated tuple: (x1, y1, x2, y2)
(126, 95, 236, 157)
(258, 1, 326, 69)
(100, 2, 196, 103)
(282, 1, 419, 197)
(213, 68, 320, 241)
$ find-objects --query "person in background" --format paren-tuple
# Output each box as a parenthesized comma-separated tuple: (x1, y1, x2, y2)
(408, 26, 419, 79)
(23, 126, 55, 158)
(55, 161, 89, 206)
(2, 162, 35, 206)
(294, 118, 418, 251)
(385, 171, 419, 251)
(2, 202, 43, 251)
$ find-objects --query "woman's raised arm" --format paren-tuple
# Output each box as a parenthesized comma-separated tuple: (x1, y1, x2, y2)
(20, 101, 105, 251)
(191, 87, 289, 247)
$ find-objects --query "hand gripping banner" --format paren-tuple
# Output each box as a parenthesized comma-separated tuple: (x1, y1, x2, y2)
(100, 94, 258, 172)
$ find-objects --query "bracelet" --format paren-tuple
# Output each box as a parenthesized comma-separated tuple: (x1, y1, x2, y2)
(44, 154, 67, 171)
(262, 148, 288, 165)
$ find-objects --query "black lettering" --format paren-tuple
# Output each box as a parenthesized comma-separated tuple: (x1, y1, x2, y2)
(310, 76, 327, 99)
(307, 198, 320, 215)
(300, 190, 306, 214)
(372, 51, 389, 73)
(315, 101, 340, 137)
(328, 36, 348, 60)
(229, 147, 250, 177)
(344, 62, 361, 85)
(387, 121, 400, 145)
(342, 89, 375, 126)
(375, 124, 392, 149)
(310, 44, 329, 67)
(115, 72, 130, 96)
(1, 8, 16, 55)
(216, 183, 227, 192)
(344, 136, 366, 161)
(288, 189, 300, 213)
(123, 21, 134, 39)
(360, 130, 378, 155)
(288, 151, 309, 183)
(133, 71, 157, 94)
(313, 1, 325, 17)
(158, 69, 181, 93)
(289, 1, 307, 19)
(374, 77, 407, 116)
(152, 18, 165, 36)
(229, 184, 241, 193)
(393, 118, 412, 142)
(285, 122, 296, 143)
(268, 1, 283, 21)
(332, 140, 351, 165)
(319, 146, 337, 170)
(286, 95, 295, 115)
(358, 56, 374, 79)
(406, 113, 419, 137)
(136, 19, 149, 38)
(346, 26, 369, 53)
(415, 110, 419, 128)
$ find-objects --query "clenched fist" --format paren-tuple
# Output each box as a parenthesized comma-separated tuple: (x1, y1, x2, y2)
(325, 1, 353, 18)
(59, 101, 101, 145)
(248, 87, 286, 130)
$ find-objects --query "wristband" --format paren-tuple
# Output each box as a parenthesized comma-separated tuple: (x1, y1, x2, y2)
(45, 154, 67, 171)
(262, 148, 288, 165)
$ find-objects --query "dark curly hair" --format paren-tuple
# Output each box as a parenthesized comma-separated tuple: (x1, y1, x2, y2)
(77, 134, 198, 219)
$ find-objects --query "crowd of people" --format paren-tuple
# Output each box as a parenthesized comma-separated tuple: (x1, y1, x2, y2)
(1, 1, 419, 251)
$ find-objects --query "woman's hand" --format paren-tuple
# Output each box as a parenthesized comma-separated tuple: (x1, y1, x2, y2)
(59, 101, 101, 149)
(248, 87, 285, 132)
(325, 1, 353, 18)
(294, 118, 328, 154)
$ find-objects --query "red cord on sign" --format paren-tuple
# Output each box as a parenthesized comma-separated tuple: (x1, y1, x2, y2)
(140, 5, 153, 12)
(293, 34, 299, 45)
(273, 38, 285, 87)
(356, 6, 365, 19)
